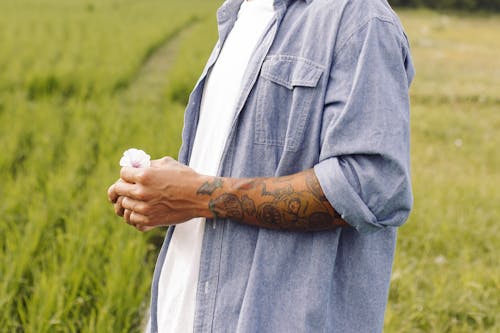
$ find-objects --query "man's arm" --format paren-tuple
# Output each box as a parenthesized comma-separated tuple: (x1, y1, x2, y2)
(108, 157, 348, 232)
(197, 169, 348, 231)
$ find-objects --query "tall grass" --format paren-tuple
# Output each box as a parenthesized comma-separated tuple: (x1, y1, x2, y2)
(0, 0, 214, 99)
(0, 0, 219, 331)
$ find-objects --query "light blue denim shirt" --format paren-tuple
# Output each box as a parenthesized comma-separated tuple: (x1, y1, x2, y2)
(149, 0, 414, 332)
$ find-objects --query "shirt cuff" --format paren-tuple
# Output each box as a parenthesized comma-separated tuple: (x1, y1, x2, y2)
(314, 157, 382, 234)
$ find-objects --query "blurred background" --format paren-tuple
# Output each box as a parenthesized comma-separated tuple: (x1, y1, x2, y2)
(0, 0, 498, 332)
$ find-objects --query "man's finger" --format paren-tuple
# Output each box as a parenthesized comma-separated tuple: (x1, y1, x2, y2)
(121, 197, 149, 214)
(124, 209, 133, 225)
(114, 196, 125, 217)
(108, 183, 119, 203)
(130, 211, 149, 226)
(114, 181, 145, 200)
(136, 225, 155, 233)
(120, 167, 144, 184)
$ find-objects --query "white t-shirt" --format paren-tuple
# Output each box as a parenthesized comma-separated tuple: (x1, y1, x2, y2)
(155, 1, 275, 332)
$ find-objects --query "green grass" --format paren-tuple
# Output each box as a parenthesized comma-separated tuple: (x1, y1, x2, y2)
(386, 101, 499, 332)
(398, 9, 500, 100)
(0, 1, 498, 332)
(387, 9, 500, 333)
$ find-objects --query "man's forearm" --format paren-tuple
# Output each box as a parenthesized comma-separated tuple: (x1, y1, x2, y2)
(196, 169, 349, 231)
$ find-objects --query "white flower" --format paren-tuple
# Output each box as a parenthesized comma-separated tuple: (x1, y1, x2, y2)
(119, 148, 151, 168)
(434, 255, 447, 265)
(454, 139, 463, 148)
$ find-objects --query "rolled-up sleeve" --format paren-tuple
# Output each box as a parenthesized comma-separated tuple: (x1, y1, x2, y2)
(314, 17, 415, 233)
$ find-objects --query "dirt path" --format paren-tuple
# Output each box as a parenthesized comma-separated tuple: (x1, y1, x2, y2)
(121, 20, 198, 106)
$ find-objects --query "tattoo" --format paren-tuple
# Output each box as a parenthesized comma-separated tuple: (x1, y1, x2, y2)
(204, 169, 347, 231)
(209, 194, 243, 219)
(305, 172, 328, 202)
(265, 184, 293, 199)
(287, 198, 301, 215)
(241, 195, 257, 216)
(258, 203, 282, 225)
(264, 171, 345, 230)
(197, 177, 223, 195)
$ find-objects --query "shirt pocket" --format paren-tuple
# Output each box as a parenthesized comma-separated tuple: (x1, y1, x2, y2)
(254, 55, 323, 152)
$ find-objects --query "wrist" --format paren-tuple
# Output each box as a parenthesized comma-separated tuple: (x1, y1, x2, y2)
(194, 174, 219, 219)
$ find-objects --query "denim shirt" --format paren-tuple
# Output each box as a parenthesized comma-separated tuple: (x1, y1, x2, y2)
(149, 0, 414, 332)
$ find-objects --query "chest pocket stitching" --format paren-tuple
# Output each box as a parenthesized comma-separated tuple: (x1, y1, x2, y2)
(255, 56, 324, 151)
(261, 57, 323, 88)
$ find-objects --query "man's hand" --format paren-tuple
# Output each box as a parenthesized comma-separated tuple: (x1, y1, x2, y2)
(107, 157, 209, 232)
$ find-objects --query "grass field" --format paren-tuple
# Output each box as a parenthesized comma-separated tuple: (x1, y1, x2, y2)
(0, 1, 498, 332)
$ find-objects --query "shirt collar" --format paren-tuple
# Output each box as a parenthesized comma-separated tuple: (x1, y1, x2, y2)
(218, 0, 313, 20)
(216, 0, 314, 38)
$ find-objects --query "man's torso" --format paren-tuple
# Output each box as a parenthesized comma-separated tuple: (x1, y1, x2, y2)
(149, 1, 414, 332)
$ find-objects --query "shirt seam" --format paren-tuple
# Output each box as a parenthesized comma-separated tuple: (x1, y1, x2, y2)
(333, 15, 399, 59)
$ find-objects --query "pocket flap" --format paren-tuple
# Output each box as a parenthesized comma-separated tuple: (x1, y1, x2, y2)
(261, 56, 323, 90)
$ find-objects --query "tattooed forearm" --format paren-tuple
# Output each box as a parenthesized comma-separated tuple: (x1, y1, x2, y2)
(196, 169, 348, 231)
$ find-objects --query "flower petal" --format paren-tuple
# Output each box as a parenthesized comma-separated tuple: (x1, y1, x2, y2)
(119, 148, 150, 168)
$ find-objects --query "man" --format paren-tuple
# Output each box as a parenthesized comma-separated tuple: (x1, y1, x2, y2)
(108, 0, 414, 332)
